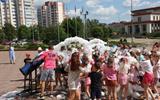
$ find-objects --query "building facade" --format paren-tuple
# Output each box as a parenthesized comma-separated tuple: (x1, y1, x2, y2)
(108, 21, 126, 34)
(0, 0, 17, 28)
(125, 6, 160, 34)
(37, 1, 64, 27)
(0, 0, 36, 28)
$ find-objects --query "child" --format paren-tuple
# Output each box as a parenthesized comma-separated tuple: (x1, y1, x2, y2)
(141, 54, 155, 100)
(81, 54, 92, 98)
(24, 53, 32, 64)
(128, 62, 142, 99)
(88, 62, 102, 100)
(117, 57, 130, 100)
(55, 55, 64, 87)
(66, 52, 84, 100)
(128, 62, 140, 85)
(103, 57, 117, 100)
(23, 53, 32, 90)
(151, 53, 160, 96)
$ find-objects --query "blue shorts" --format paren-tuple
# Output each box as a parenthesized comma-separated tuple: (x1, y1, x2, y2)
(90, 88, 101, 99)
(40, 69, 55, 81)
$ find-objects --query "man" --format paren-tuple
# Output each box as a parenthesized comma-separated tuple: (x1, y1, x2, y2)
(37, 45, 58, 99)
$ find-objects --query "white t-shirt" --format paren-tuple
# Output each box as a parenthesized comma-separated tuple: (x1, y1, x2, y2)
(66, 66, 85, 90)
(118, 63, 130, 74)
(140, 60, 153, 73)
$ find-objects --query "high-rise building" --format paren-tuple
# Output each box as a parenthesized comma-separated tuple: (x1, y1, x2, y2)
(37, 1, 64, 27)
(15, 0, 37, 27)
(0, 0, 17, 28)
(0, 0, 37, 28)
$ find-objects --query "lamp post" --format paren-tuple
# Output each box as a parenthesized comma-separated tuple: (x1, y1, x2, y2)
(74, 0, 78, 36)
(58, 24, 60, 43)
(80, 9, 88, 39)
(131, 0, 134, 43)
(37, 29, 40, 41)
(32, 27, 34, 42)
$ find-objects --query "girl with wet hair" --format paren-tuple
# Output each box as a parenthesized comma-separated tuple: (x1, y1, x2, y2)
(66, 52, 85, 100)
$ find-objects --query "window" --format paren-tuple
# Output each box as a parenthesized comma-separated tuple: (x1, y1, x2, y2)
(138, 17, 141, 22)
(153, 16, 155, 21)
(142, 24, 146, 32)
(135, 25, 140, 33)
(156, 16, 158, 21)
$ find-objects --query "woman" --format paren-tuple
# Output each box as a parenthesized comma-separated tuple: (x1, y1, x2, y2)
(65, 52, 85, 100)
(9, 44, 15, 64)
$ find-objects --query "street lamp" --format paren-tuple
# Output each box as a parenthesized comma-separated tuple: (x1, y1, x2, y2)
(131, 0, 134, 43)
(31, 27, 35, 42)
(80, 9, 88, 39)
(58, 23, 60, 43)
(74, 0, 78, 36)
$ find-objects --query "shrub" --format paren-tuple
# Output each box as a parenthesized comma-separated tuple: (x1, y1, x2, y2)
(25, 43, 48, 50)
(147, 32, 160, 38)
(0, 45, 5, 49)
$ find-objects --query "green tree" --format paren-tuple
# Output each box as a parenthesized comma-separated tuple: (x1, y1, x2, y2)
(17, 25, 30, 40)
(91, 26, 104, 38)
(61, 17, 83, 37)
(42, 25, 58, 44)
(0, 29, 4, 42)
(0, 29, 2, 33)
(3, 23, 16, 41)
(38, 25, 46, 40)
(59, 25, 68, 41)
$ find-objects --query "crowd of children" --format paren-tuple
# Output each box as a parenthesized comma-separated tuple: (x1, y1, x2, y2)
(25, 42, 160, 100)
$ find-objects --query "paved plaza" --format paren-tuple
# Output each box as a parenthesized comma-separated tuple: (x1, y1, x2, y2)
(0, 51, 36, 95)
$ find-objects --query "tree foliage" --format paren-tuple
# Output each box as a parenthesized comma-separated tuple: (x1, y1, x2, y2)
(17, 25, 30, 40)
(0, 17, 116, 43)
(61, 17, 83, 37)
(3, 23, 16, 41)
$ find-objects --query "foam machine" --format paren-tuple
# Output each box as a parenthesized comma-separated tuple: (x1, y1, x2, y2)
(20, 59, 44, 76)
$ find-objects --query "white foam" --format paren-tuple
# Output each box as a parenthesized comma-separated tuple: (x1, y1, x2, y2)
(0, 91, 20, 100)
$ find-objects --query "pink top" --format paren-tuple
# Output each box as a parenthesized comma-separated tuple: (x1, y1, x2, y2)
(103, 64, 117, 80)
(39, 50, 58, 69)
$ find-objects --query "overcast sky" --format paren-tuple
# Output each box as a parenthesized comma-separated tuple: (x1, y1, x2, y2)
(34, 0, 160, 24)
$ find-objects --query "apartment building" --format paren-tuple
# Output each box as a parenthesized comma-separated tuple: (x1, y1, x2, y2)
(0, 0, 17, 28)
(0, 0, 37, 28)
(37, 1, 64, 27)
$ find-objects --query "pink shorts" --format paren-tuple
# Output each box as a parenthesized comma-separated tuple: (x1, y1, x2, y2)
(143, 72, 154, 86)
(118, 73, 128, 85)
(85, 77, 91, 86)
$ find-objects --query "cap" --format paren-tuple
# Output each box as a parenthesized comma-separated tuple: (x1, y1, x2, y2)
(38, 47, 42, 51)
